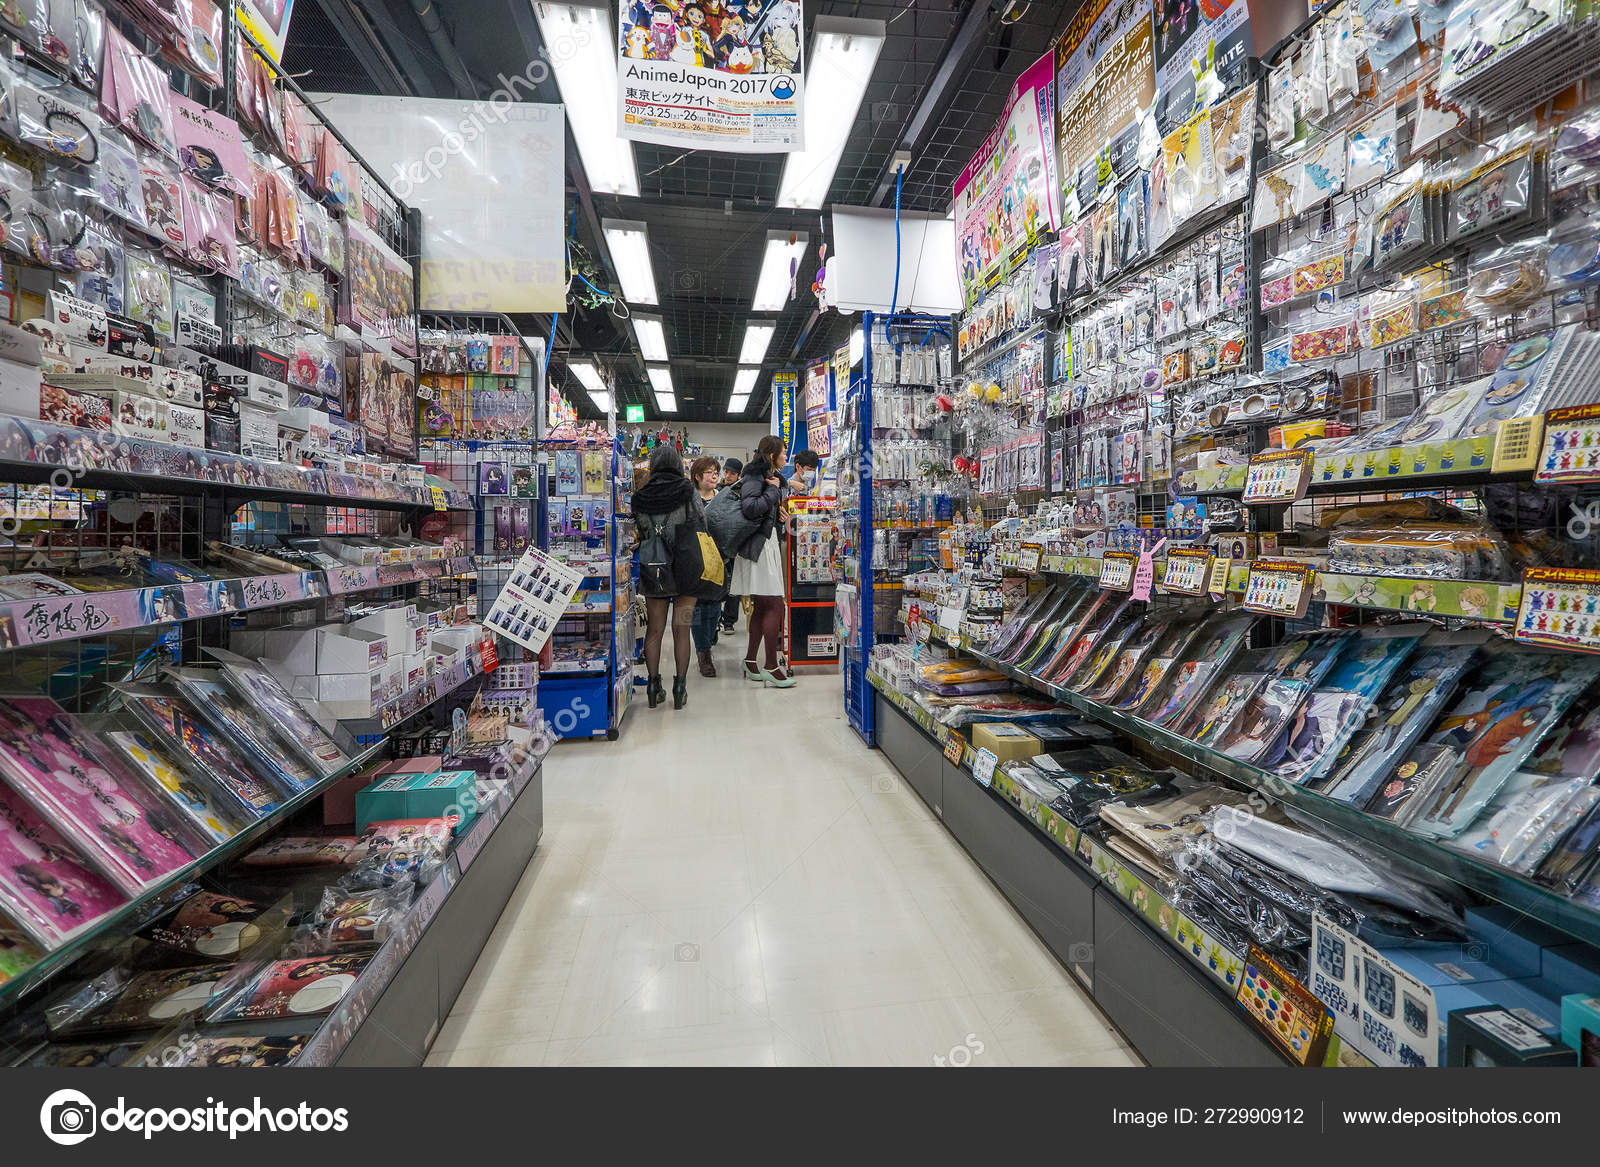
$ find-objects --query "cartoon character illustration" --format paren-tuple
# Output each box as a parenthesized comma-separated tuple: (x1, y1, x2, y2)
(763, 25, 800, 71)
(624, 25, 650, 57)
(713, 12, 746, 63)
(725, 43, 753, 72)
(648, 4, 678, 59)
(1408, 581, 1437, 612)
(15, 862, 83, 918)
(670, 27, 700, 63)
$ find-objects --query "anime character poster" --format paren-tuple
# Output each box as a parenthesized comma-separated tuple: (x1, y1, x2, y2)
(0, 698, 194, 894)
(0, 783, 127, 949)
(954, 51, 1061, 309)
(618, 0, 805, 151)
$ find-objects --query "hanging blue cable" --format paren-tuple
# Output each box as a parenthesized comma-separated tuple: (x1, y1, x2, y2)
(888, 167, 903, 322)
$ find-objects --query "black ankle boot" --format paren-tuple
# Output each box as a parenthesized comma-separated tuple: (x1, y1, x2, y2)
(647, 674, 665, 708)
(672, 676, 688, 709)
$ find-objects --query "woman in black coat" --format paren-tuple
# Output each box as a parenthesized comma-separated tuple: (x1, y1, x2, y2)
(631, 444, 704, 709)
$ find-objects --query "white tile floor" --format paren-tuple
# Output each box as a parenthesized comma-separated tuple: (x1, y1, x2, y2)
(426, 636, 1140, 1067)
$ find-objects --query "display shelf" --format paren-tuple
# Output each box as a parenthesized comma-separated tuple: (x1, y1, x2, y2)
(0, 557, 475, 652)
(296, 749, 546, 1066)
(965, 645, 1600, 951)
(0, 738, 385, 1007)
(1, 421, 471, 511)
(866, 670, 1344, 1066)
(1192, 440, 1523, 499)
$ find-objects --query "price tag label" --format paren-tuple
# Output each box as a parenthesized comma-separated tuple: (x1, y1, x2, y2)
(971, 748, 998, 788)
(1515, 567, 1600, 653)
(1242, 448, 1313, 504)
(1162, 547, 1215, 596)
(1131, 538, 1165, 602)
(1207, 554, 1234, 599)
(1018, 545, 1041, 573)
(430, 485, 447, 511)
(943, 731, 965, 765)
(1536, 404, 1600, 484)
(1098, 550, 1137, 592)
(1243, 558, 1316, 618)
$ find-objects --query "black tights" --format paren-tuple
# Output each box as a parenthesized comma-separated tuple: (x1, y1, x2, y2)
(645, 596, 696, 678)
(745, 595, 784, 671)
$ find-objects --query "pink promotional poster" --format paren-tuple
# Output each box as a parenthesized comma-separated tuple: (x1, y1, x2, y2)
(953, 51, 1060, 310)
(0, 698, 194, 894)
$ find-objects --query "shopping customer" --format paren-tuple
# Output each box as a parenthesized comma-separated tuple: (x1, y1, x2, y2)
(733, 436, 795, 688)
(631, 445, 702, 710)
(689, 455, 725, 677)
(790, 449, 821, 494)
(718, 457, 743, 632)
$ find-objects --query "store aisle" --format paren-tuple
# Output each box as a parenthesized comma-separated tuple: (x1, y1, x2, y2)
(427, 638, 1139, 1067)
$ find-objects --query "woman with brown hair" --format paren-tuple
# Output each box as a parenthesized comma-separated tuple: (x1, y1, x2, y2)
(732, 435, 795, 688)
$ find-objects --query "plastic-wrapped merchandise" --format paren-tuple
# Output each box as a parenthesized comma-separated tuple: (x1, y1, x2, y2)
(1143, 611, 1256, 729)
(913, 660, 1010, 697)
(143, 889, 287, 959)
(131, 1028, 307, 1067)
(1273, 628, 1426, 786)
(293, 884, 411, 952)
(165, 669, 319, 797)
(1377, 647, 1600, 838)
(1325, 523, 1511, 580)
(45, 962, 236, 1037)
(1536, 799, 1600, 894)
(203, 951, 374, 1024)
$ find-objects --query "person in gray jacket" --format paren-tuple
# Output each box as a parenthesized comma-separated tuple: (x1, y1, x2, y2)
(631, 444, 704, 710)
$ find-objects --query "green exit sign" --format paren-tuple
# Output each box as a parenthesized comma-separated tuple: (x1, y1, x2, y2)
(625, 404, 645, 422)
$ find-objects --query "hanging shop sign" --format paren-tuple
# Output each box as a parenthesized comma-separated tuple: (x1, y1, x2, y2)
(1099, 550, 1138, 592)
(617, 0, 805, 151)
(774, 369, 797, 452)
(1160, 546, 1215, 596)
(1243, 559, 1315, 619)
(804, 361, 831, 457)
(1243, 448, 1313, 504)
(953, 51, 1062, 309)
(1537, 403, 1600, 484)
(1515, 567, 1600, 655)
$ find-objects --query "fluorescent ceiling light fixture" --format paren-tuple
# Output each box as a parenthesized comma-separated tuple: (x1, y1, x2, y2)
(738, 322, 775, 365)
(602, 219, 658, 305)
(727, 396, 750, 413)
(646, 364, 676, 413)
(568, 359, 610, 405)
(776, 16, 886, 209)
(631, 314, 669, 362)
(733, 367, 760, 397)
(752, 232, 808, 312)
(532, 3, 638, 196)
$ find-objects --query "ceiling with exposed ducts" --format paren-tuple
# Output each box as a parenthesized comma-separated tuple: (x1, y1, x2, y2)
(284, 0, 1077, 422)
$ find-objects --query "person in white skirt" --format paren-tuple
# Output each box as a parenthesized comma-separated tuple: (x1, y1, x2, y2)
(732, 435, 795, 688)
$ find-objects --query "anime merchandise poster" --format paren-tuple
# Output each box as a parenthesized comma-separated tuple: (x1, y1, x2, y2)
(484, 545, 584, 653)
(582, 450, 607, 494)
(554, 450, 580, 494)
(803, 359, 831, 458)
(1054, 0, 1155, 214)
(1402, 649, 1600, 840)
(1151, 0, 1253, 134)
(954, 51, 1062, 309)
(618, 0, 805, 151)
(1321, 640, 1479, 807)
(107, 729, 236, 846)
(0, 697, 194, 894)
(1270, 631, 1424, 785)
(0, 781, 127, 949)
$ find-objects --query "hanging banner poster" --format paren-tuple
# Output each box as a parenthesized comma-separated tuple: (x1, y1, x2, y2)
(804, 360, 831, 457)
(773, 369, 798, 453)
(953, 51, 1062, 309)
(617, 0, 805, 151)
(237, 0, 297, 64)
(1054, 0, 1156, 204)
(1151, 0, 1254, 132)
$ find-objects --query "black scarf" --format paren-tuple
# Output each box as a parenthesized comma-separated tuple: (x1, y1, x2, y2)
(632, 467, 695, 516)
